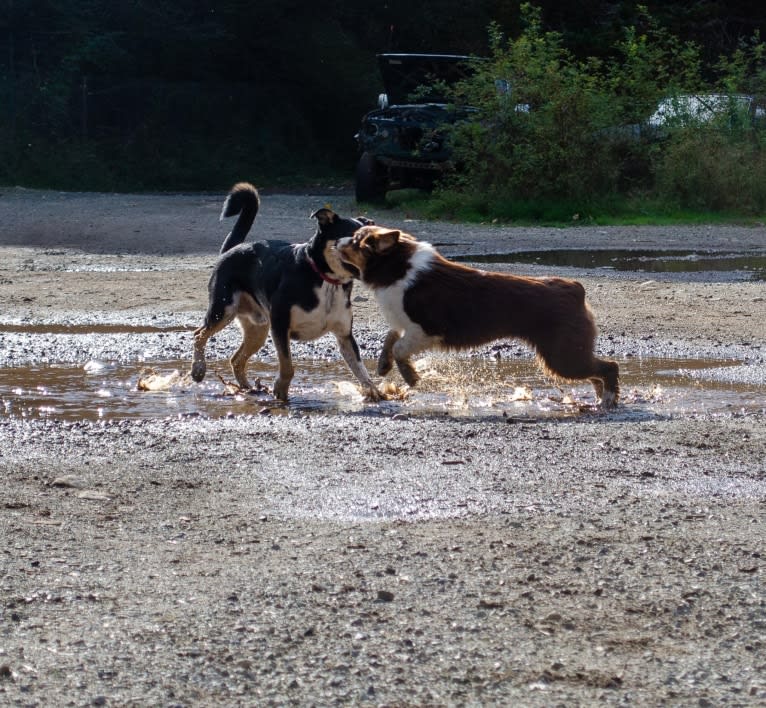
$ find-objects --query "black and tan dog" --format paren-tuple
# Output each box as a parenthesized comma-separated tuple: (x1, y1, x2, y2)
(191, 183, 381, 401)
(337, 225, 619, 407)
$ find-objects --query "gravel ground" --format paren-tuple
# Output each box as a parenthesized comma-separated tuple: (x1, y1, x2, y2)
(1, 187, 765, 707)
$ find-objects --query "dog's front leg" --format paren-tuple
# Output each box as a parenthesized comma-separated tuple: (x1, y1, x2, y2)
(335, 333, 382, 402)
(394, 356, 419, 387)
(391, 328, 436, 387)
(377, 329, 401, 377)
(392, 335, 421, 387)
(271, 325, 294, 402)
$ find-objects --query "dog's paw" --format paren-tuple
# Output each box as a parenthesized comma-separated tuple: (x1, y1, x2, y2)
(190, 362, 206, 382)
(377, 359, 393, 377)
(363, 386, 384, 403)
(273, 379, 290, 402)
(397, 361, 420, 388)
(234, 376, 252, 391)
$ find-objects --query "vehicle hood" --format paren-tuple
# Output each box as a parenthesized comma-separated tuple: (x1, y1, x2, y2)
(377, 53, 473, 105)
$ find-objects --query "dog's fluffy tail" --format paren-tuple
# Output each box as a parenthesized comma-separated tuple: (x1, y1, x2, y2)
(218, 182, 260, 254)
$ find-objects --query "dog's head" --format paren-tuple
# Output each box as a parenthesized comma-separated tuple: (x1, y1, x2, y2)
(310, 208, 374, 279)
(336, 225, 418, 286)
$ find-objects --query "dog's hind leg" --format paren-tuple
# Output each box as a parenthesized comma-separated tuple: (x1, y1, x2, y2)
(377, 329, 401, 377)
(230, 294, 269, 389)
(391, 327, 438, 387)
(531, 299, 620, 407)
(590, 358, 620, 409)
(335, 332, 382, 401)
(191, 308, 237, 383)
(230, 321, 268, 390)
(536, 339, 620, 409)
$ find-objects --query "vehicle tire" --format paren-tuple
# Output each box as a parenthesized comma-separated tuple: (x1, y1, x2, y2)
(355, 153, 388, 203)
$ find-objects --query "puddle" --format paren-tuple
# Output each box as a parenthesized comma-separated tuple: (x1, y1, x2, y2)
(0, 323, 191, 335)
(457, 249, 766, 279)
(0, 355, 764, 422)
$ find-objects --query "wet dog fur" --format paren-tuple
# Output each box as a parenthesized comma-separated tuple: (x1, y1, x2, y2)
(337, 225, 619, 407)
(191, 183, 381, 401)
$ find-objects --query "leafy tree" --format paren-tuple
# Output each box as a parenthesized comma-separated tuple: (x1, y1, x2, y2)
(1, 0, 765, 192)
(440, 4, 766, 216)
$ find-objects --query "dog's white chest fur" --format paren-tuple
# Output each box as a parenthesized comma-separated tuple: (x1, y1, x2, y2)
(289, 283, 350, 340)
(375, 242, 436, 334)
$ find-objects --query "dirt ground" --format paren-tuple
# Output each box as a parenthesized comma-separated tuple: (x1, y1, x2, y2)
(1, 187, 765, 706)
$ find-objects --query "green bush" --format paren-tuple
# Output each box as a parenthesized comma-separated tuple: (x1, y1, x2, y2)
(436, 4, 766, 219)
(445, 8, 626, 207)
(655, 129, 766, 213)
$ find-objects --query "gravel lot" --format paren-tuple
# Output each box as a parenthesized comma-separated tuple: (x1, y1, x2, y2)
(1, 187, 765, 706)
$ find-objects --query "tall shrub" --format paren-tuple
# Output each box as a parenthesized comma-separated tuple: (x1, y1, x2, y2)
(442, 4, 766, 216)
(446, 7, 624, 210)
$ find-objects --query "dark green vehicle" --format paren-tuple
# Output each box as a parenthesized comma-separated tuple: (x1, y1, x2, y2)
(354, 53, 474, 202)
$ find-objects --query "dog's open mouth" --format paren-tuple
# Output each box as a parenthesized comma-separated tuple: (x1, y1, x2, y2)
(335, 247, 360, 278)
(340, 261, 360, 279)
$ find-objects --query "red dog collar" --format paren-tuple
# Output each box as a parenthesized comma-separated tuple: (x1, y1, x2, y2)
(307, 255, 343, 286)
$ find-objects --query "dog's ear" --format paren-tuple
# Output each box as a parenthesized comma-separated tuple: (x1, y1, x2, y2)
(373, 229, 400, 253)
(311, 208, 336, 226)
(355, 216, 375, 226)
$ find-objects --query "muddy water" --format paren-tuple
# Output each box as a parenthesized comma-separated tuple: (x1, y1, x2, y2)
(1, 354, 764, 421)
(458, 249, 766, 279)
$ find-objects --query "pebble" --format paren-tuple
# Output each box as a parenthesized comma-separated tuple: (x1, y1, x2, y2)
(75, 490, 111, 501)
(51, 475, 85, 488)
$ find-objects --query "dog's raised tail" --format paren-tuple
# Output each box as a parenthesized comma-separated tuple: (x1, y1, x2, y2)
(219, 182, 260, 253)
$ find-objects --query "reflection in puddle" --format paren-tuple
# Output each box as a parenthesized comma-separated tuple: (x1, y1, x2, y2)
(0, 323, 191, 335)
(457, 249, 766, 280)
(0, 354, 764, 421)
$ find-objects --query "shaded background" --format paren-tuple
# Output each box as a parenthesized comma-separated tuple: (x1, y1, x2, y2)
(1, 0, 764, 190)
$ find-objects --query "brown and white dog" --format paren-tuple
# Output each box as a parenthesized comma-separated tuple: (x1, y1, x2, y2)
(337, 225, 619, 407)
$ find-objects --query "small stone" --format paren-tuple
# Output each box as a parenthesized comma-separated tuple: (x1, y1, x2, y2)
(376, 590, 394, 602)
(51, 475, 84, 489)
(76, 490, 111, 501)
(478, 599, 504, 609)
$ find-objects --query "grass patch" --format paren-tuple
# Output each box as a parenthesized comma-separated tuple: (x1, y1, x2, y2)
(385, 188, 766, 226)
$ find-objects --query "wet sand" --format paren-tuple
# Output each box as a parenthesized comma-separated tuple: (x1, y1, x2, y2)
(1, 188, 765, 706)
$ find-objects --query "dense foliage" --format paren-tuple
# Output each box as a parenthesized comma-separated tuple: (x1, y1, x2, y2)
(1, 0, 765, 203)
(439, 5, 766, 217)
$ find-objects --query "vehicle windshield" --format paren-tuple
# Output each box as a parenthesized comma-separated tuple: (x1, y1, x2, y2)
(377, 53, 473, 105)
